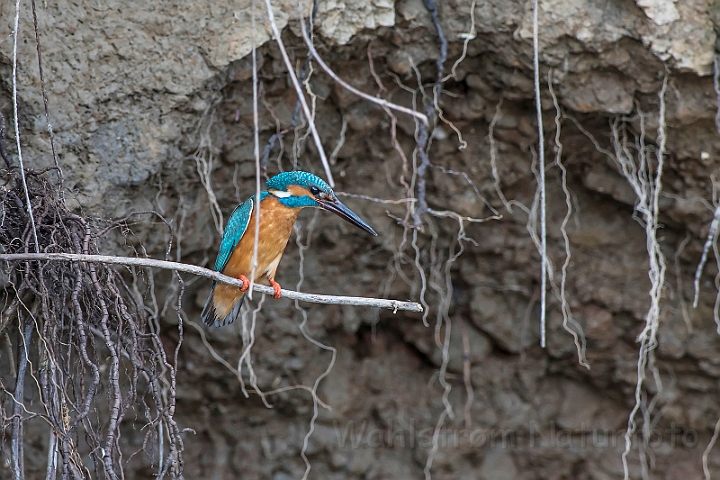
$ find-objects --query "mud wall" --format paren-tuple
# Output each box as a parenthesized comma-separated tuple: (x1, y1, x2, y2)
(2, 0, 720, 478)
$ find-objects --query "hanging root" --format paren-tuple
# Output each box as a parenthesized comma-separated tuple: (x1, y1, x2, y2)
(547, 71, 589, 368)
(612, 79, 669, 479)
(0, 111, 184, 479)
(532, 0, 548, 348)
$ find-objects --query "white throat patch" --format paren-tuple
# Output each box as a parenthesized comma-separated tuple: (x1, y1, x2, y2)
(269, 189, 292, 198)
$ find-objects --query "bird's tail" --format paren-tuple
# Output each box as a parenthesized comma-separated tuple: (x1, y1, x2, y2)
(202, 282, 245, 327)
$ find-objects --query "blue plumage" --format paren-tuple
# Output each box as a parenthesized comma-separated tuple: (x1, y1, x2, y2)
(266, 171, 331, 194)
(214, 191, 269, 272)
(203, 170, 377, 328)
(213, 171, 330, 273)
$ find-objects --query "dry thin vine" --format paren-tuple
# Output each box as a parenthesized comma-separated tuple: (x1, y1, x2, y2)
(0, 112, 185, 479)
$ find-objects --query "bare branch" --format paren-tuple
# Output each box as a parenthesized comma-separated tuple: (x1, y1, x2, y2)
(0, 253, 424, 313)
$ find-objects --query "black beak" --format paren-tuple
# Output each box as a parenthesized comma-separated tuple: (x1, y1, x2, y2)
(318, 198, 378, 236)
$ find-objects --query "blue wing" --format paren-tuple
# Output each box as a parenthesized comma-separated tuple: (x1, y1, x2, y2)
(214, 191, 269, 272)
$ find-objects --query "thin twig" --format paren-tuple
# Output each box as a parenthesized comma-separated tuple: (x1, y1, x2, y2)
(488, 97, 513, 213)
(293, 218, 336, 480)
(0, 253, 424, 313)
(12, 0, 40, 252)
(446, 0, 476, 81)
(30, 0, 63, 184)
(620, 77, 669, 480)
(703, 416, 720, 479)
(259, 1, 318, 172)
(675, 234, 694, 333)
(336, 192, 416, 205)
(547, 70, 589, 368)
(193, 106, 224, 235)
(427, 209, 500, 224)
(250, 0, 261, 300)
(414, 0, 446, 230)
(17, 316, 38, 478)
(329, 113, 347, 165)
(240, 297, 271, 406)
(532, 0, 547, 348)
(714, 54, 720, 134)
(424, 0, 466, 150)
(11, 319, 33, 480)
(458, 318, 473, 431)
(693, 59, 720, 308)
(694, 203, 720, 308)
(263, 0, 334, 186)
(0, 112, 13, 170)
(413, 122, 431, 225)
(703, 60, 720, 323)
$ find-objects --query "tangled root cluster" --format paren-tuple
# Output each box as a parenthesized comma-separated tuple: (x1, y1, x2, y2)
(0, 113, 184, 479)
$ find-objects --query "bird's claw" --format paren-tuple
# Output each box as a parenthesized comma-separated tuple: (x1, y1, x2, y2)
(238, 275, 250, 292)
(269, 278, 282, 299)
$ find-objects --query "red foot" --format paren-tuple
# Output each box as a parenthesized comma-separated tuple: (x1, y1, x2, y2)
(269, 278, 282, 299)
(237, 275, 250, 292)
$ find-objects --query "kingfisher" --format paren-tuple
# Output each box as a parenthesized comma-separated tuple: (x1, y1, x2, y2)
(202, 171, 377, 327)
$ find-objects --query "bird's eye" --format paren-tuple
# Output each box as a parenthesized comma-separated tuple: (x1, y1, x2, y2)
(309, 186, 321, 195)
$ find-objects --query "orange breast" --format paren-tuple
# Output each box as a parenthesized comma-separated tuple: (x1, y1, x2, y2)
(221, 196, 300, 283)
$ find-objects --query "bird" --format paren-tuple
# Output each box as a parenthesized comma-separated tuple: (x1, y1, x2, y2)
(202, 170, 378, 327)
